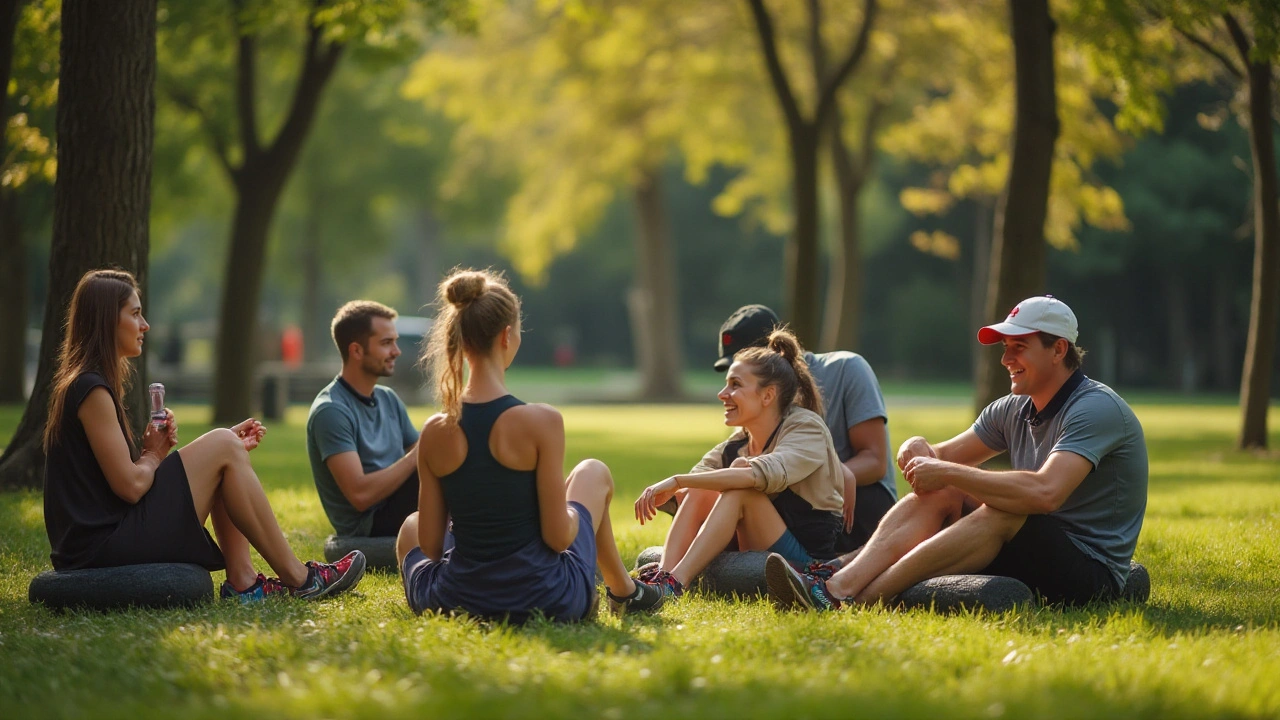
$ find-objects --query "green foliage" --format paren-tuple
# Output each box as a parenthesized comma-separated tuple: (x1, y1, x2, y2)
(2, 400, 1280, 717)
(2, 0, 58, 192)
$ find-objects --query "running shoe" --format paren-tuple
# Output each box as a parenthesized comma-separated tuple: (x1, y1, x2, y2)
(605, 579, 667, 618)
(766, 552, 841, 612)
(220, 573, 289, 603)
(291, 550, 366, 600)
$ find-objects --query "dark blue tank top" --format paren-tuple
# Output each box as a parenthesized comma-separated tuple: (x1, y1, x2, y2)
(438, 395, 541, 562)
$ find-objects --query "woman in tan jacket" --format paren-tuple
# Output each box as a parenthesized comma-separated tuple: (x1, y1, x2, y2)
(634, 329, 844, 597)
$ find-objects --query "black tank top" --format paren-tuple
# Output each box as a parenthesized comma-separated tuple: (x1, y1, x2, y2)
(44, 372, 132, 569)
(438, 395, 541, 562)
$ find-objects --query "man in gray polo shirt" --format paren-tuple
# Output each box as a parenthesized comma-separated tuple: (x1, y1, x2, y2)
(307, 301, 420, 537)
(768, 295, 1148, 609)
(712, 305, 897, 552)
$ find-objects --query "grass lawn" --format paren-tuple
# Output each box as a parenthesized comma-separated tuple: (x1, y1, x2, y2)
(1, 399, 1278, 718)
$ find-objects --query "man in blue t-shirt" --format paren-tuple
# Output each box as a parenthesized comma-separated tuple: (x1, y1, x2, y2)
(710, 304, 898, 552)
(307, 301, 420, 537)
(768, 296, 1148, 610)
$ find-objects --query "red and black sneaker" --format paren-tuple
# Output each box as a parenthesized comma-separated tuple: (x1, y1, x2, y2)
(292, 550, 366, 600)
(220, 573, 290, 603)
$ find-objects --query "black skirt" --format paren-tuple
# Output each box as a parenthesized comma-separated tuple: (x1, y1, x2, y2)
(90, 452, 226, 571)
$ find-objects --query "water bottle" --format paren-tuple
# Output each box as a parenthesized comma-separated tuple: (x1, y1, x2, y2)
(148, 383, 166, 430)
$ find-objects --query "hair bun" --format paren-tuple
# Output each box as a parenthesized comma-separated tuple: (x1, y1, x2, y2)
(767, 329, 800, 362)
(444, 272, 487, 307)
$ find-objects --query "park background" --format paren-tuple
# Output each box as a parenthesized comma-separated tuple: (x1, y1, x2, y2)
(1, 0, 1279, 718)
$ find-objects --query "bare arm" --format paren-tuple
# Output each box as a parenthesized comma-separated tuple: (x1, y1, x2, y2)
(902, 450, 1093, 515)
(530, 406, 578, 553)
(79, 388, 172, 504)
(324, 442, 419, 512)
(415, 418, 448, 561)
(633, 465, 758, 525)
(896, 428, 1000, 471)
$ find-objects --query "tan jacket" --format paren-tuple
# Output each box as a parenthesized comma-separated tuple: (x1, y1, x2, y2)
(690, 407, 843, 514)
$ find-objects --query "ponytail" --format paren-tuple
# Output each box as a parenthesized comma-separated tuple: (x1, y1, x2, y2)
(422, 267, 520, 424)
(734, 327, 823, 417)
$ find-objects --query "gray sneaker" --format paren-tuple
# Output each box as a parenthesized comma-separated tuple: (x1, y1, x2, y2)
(606, 579, 666, 618)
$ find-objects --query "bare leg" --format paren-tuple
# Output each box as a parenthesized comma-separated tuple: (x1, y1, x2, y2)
(855, 505, 1026, 603)
(210, 495, 257, 590)
(565, 459, 635, 598)
(825, 488, 968, 599)
(660, 488, 718, 569)
(396, 511, 419, 572)
(179, 429, 308, 587)
(670, 489, 787, 587)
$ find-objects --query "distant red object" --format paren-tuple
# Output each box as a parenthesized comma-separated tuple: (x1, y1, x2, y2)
(554, 343, 575, 367)
(281, 325, 304, 368)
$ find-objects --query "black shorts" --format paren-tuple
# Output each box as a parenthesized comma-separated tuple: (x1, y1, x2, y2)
(92, 452, 226, 571)
(833, 483, 897, 554)
(980, 514, 1117, 606)
(369, 471, 420, 536)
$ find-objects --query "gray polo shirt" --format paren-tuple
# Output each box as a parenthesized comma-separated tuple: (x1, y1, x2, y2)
(972, 374, 1148, 588)
(804, 351, 897, 500)
(307, 377, 419, 536)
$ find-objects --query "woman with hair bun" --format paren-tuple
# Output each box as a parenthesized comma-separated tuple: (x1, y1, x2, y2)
(633, 328, 845, 597)
(396, 267, 666, 621)
(43, 268, 365, 602)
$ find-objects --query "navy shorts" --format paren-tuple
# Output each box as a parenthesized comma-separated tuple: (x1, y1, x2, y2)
(402, 501, 598, 623)
(980, 514, 1119, 606)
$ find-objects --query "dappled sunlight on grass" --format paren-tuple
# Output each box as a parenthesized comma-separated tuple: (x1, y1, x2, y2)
(2, 400, 1280, 718)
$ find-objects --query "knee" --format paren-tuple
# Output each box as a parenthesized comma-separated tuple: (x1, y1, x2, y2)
(573, 458, 613, 491)
(968, 504, 1026, 541)
(212, 428, 248, 459)
(397, 512, 420, 542)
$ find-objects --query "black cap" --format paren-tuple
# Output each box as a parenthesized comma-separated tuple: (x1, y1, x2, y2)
(714, 304, 780, 372)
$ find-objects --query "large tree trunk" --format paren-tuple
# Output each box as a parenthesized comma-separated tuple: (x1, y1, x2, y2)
(628, 167, 684, 401)
(1236, 55, 1279, 449)
(786, 133, 822, 347)
(969, 198, 994, 382)
(974, 0, 1058, 415)
(0, 0, 156, 490)
(0, 0, 25, 403)
(820, 109, 865, 352)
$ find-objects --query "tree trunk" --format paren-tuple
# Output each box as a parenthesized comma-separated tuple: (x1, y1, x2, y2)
(820, 111, 864, 352)
(212, 175, 287, 422)
(0, 190, 25, 402)
(1237, 56, 1279, 449)
(787, 131, 822, 347)
(628, 167, 684, 401)
(969, 198, 994, 383)
(0, 0, 156, 490)
(0, 0, 24, 403)
(974, 0, 1058, 416)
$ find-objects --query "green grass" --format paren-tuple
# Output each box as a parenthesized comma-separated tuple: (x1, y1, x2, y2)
(1, 401, 1279, 718)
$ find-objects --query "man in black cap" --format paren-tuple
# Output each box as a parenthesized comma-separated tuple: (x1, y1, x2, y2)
(708, 304, 898, 554)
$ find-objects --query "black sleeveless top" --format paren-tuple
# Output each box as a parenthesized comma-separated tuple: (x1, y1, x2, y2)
(438, 395, 541, 562)
(44, 372, 132, 569)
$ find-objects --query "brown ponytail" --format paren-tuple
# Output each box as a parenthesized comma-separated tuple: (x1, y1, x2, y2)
(422, 267, 520, 424)
(734, 327, 824, 417)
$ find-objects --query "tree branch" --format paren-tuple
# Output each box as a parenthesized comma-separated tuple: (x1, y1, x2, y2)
(232, 0, 260, 156)
(814, 0, 877, 129)
(853, 56, 898, 180)
(1222, 12, 1253, 70)
(807, 0, 825, 84)
(1174, 23, 1244, 80)
(746, 0, 804, 133)
(263, 0, 344, 167)
(165, 85, 239, 182)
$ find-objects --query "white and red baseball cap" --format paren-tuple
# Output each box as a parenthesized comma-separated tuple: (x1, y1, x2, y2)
(977, 295, 1078, 345)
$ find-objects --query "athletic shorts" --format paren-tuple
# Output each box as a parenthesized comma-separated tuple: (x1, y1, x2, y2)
(833, 482, 897, 554)
(980, 514, 1118, 606)
(92, 452, 226, 571)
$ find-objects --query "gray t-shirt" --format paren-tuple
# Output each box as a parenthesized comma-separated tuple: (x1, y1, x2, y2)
(307, 377, 419, 536)
(804, 351, 897, 500)
(972, 375, 1148, 588)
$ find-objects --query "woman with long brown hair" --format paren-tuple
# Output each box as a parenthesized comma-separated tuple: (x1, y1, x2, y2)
(395, 268, 665, 621)
(633, 328, 845, 596)
(42, 269, 365, 601)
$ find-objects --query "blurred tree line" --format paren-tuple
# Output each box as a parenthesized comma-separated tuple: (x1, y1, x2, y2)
(2, 0, 1278, 489)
